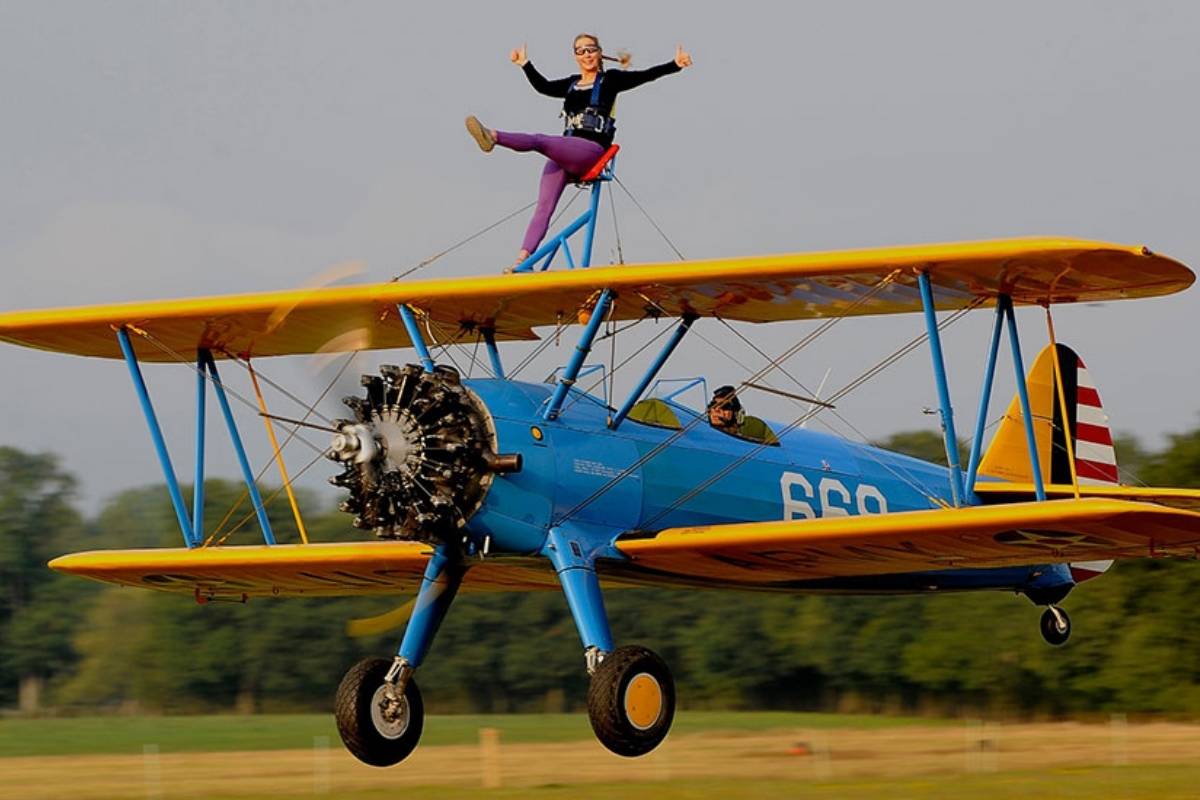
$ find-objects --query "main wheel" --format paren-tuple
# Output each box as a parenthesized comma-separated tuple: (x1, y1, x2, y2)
(587, 645, 676, 757)
(334, 658, 424, 767)
(1039, 606, 1071, 646)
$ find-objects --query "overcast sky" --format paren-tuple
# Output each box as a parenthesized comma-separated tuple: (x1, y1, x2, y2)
(2, 1, 1198, 514)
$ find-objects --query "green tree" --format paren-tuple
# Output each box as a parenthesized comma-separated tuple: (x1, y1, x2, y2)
(0, 447, 86, 712)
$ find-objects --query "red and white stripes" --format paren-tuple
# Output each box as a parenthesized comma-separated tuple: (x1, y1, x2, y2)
(1072, 358, 1119, 486)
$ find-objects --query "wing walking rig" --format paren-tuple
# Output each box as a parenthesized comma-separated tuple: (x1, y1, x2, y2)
(3, 156, 1198, 765)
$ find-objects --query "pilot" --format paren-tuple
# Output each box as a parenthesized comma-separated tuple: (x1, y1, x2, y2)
(707, 385, 779, 444)
(707, 385, 745, 436)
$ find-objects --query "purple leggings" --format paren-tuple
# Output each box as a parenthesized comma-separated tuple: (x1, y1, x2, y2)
(494, 131, 606, 254)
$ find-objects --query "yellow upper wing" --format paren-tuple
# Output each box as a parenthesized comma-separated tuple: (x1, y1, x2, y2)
(607, 498, 1200, 589)
(1, 238, 1190, 362)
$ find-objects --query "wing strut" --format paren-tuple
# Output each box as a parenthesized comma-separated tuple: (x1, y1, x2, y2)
(609, 313, 696, 430)
(117, 326, 195, 548)
(917, 271, 966, 505)
(963, 295, 1047, 500)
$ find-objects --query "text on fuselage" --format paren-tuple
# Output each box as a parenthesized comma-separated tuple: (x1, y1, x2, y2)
(780, 472, 888, 519)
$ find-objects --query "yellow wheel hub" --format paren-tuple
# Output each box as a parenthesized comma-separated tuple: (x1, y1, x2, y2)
(623, 673, 663, 731)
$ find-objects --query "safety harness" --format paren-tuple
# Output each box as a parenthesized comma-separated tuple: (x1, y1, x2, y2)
(563, 73, 616, 138)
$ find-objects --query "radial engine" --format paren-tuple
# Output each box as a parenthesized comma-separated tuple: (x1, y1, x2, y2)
(327, 364, 520, 545)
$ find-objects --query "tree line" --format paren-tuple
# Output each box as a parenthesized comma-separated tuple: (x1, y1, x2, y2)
(2, 427, 1200, 717)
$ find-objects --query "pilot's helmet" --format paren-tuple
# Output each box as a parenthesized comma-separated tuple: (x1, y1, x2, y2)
(708, 385, 742, 413)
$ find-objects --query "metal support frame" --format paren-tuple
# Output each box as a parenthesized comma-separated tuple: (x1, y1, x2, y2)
(609, 314, 696, 430)
(193, 351, 207, 545)
(200, 351, 277, 545)
(481, 327, 505, 379)
(965, 301, 1005, 495)
(544, 527, 614, 654)
(117, 327, 194, 548)
(512, 160, 614, 274)
(397, 304, 435, 373)
(917, 272, 966, 506)
(396, 544, 465, 667)
(543, 289, 613, 421)
(1001, 296, 1047, 501)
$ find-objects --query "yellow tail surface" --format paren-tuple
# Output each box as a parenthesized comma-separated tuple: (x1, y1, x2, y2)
(978, 343, 1119, 486)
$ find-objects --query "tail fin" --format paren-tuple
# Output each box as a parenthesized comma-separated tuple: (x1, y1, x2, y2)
(978, 343, 1117, 582)
(978, 343, 1119, 486)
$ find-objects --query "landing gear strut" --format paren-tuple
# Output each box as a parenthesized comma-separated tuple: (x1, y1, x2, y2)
(1039, 605, 1071, 646)
(587, 645, 676, 757)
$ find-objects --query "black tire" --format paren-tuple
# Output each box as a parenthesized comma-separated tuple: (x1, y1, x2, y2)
(1040, 607, 1071, 646)
(587, 645, 676, 757)
(334, 658, 424, 767)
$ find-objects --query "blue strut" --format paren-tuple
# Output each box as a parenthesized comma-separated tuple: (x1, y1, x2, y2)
(398, 304, 435, 373)
(965, 300, 1005, 495)
(396, 545, 465, 667)
(117, 328, 194, 548)
(917, 272, 966, 506)
(481, 327, 505, 379)
(200, 351, 276, 545)
(512, 157, 613, 274)
(1001, 295, 1047, 501)
(610, 315, 696, 430)
(543, 526, 614, 654)
(544, 289, 613, 421)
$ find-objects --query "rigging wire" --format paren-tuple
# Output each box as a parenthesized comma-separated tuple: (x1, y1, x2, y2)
(553, 271, 904, 526)
(641, 300, 985, 527)
(391, 200, 536, 282)
(613, 176, 686, 260)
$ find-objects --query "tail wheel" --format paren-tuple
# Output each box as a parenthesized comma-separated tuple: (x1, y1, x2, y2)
(1039, 606, 1071, 646)
(335, 658, 424, 767)
(586, 645, 676, 757)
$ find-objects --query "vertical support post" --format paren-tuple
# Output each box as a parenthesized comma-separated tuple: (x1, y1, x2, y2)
(397, 545, 465, 667)
(201, 352, 276, 545)
(193, 350, 208, 545)
(1001, 295, 1047, 501)
(247, 361, 309, 543)
(481, 327, 505, 379)
(397, 304, 434, 373)
(543, 289, 613, 421)
(116, 327, 194, 548)
(965, 302, 1005, 496)
(1044, 306, 1081, 499)
(610, 314, 696, 430)
(580, 180, 604, 268)
(917, 271, 965, 506)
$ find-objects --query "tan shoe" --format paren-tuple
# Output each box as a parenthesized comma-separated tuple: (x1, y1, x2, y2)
(465, 116, 495, 152)
(504, 250, 530, 273)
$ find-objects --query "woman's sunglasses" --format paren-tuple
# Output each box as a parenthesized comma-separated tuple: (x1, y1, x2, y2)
(574, 45, 600, 56)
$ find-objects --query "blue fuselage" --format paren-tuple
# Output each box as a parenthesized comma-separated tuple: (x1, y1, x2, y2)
(462, 378, 1073, 597)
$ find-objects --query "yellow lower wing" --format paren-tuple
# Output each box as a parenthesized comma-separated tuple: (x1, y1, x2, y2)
(49, 541, 565, 600)
(609, 499, 1200, 588)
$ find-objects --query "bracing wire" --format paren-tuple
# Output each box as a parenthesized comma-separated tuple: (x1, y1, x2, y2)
(641, 300, 985, 527)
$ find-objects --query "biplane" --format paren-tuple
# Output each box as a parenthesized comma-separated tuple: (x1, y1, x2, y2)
(3, 153, 1199, 766)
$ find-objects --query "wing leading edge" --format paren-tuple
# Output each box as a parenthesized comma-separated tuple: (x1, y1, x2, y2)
(1, 237, 1190, 361)
(608, 498, 1200, 589)
(48, 541, 568, 599)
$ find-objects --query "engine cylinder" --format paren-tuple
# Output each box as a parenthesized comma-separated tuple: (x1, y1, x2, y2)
(328, 364, 501, 544)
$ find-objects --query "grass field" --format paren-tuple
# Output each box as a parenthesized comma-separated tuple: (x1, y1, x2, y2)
(4, 713, 1199, 799)
(0, 710, 942, 757)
